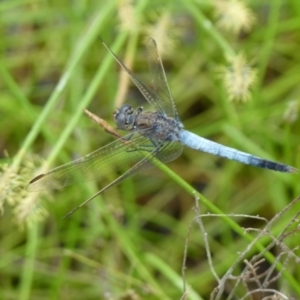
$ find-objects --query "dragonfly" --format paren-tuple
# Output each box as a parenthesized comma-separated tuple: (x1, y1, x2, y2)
(29, 38, 297, 216)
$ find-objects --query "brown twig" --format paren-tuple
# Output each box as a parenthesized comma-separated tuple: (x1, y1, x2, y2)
(83, 108, 123, 140)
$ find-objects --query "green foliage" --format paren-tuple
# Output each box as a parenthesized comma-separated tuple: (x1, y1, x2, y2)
(0, 0, 299, 299)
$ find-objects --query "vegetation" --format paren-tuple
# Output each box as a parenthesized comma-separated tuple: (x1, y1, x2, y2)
(1, 0, 299, 299)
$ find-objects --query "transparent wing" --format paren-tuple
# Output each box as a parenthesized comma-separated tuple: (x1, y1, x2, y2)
(146, 38, 178, 119)
(100, 38, 176, 117)
(62, 138, 183, 218)
(29, 130, 183, 192)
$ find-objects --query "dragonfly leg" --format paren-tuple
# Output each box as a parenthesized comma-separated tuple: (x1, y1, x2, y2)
(122, 133, 135, 141)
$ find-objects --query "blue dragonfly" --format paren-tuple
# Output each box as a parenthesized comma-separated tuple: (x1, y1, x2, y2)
(29, 38, 297, 215)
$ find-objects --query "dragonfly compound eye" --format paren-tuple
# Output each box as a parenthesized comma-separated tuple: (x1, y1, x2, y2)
(114, 104, 135, 130)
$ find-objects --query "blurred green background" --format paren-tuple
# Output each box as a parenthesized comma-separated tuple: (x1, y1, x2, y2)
(1, 0, 300, 299)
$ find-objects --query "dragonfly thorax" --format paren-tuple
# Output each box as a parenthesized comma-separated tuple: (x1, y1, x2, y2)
(114, 104, 183, 143)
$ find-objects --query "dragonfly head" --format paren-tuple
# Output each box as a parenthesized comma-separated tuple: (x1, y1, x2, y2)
(114, 104, 137, 131)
